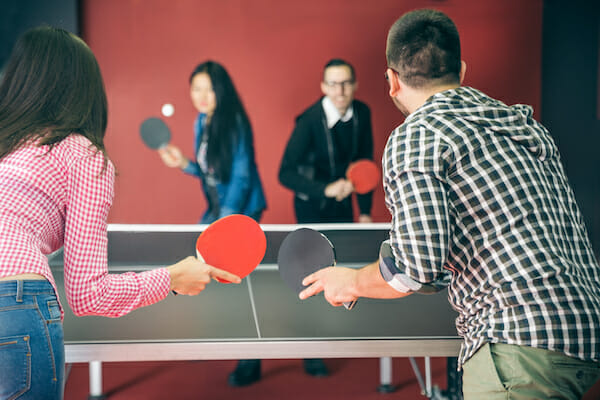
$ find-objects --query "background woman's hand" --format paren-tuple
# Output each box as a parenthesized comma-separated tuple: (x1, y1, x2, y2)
(167, 256, 241, 295)
(158, 144, 189, 169)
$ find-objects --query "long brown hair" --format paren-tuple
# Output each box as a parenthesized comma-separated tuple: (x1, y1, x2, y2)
(190, 61, 253, 182)
(0, 26, 108, 161)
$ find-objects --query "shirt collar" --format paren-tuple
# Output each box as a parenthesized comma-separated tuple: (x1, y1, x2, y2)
(322, 96, 353, 129)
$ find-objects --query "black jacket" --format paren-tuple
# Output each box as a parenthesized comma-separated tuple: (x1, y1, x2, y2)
(279, 98, 373, 216)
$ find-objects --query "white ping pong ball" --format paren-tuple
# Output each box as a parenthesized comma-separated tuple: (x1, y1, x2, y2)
(161, 103, 175, 117)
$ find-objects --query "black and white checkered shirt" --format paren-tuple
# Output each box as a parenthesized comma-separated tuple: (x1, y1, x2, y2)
(380, 86, 600, 368)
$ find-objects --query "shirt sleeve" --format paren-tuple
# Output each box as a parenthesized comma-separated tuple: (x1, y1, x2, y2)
(278, 116, 328, 199)
(63, 150, 170, 317)
(381, 124, 453, 291)
(182, 160, 202, 178)
(379, 239, 449, 294)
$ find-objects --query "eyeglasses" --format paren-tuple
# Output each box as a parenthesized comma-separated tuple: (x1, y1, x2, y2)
(323, 80, 355, 90)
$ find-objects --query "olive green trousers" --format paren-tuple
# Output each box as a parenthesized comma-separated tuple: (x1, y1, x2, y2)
(463, 342, 600, 399)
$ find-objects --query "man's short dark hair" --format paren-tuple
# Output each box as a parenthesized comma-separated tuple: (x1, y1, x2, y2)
(323, 58, 356, 82)
(386, 9, 461, 88)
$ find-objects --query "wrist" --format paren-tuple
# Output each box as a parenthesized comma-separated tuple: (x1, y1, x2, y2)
(167, 265, 180, 291)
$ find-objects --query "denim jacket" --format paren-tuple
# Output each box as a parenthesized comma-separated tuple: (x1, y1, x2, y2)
(183, 113, 266, 222)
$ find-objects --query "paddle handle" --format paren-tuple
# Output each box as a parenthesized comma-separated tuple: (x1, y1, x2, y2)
(343, 300, 357, 310)
(331, 257, 356, 310)
(331, 258, 356, 310)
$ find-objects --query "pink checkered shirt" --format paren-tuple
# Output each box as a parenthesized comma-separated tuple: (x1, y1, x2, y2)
(0, 135, 170, 319)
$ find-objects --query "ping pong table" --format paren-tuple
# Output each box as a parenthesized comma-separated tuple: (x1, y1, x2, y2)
(48, 223, 461, 399)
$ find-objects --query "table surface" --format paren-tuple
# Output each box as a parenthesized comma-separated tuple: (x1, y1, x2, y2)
(49, 224, 462, 362)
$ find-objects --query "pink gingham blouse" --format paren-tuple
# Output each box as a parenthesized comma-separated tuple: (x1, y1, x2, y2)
(0, 135, 171, 318)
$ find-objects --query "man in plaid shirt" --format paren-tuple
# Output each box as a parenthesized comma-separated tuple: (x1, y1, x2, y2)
(300, 9, 600, 399)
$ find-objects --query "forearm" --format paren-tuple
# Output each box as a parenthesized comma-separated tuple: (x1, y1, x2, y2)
(279, 162, 328, 198)
(279, 121, 330, 198)
(356, 191, 373, 216)
(67, 268, 170, 317)
(354, 262, 412, 299)
(182, 160, 201, 177)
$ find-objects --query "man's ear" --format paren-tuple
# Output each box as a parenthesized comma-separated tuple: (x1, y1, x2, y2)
(320, 81, 328, 96)
(459, 61, 467, 85)
(387, 68, 401, 98)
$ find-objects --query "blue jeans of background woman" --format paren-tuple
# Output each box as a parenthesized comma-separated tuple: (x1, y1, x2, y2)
(0, 280, 65, 399)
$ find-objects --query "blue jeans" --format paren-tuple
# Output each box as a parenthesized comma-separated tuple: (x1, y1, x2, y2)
(0, 280, 64, 400)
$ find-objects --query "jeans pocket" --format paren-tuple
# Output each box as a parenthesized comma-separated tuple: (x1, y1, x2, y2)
(46, 300, 61, 322)
(0, 334, 31, 400)
(550, 356, 600, 395)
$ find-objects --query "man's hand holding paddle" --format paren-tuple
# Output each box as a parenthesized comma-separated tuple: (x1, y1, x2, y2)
(168, 256, 241, 296)
(299, 266, 360, 308)
(277, 227, 357, 309)
(323, 159, 380, 202)
(324, 178, 354, 201)
(299, 261, 411, 306)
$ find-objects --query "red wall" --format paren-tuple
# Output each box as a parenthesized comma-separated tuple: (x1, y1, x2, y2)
(81, 0, 543, 224)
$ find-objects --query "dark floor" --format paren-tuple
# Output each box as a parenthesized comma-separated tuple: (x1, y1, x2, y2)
(64, 356, 600, 400)
(64, 357, 449, 400)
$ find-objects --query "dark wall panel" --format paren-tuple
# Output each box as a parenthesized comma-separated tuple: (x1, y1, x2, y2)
(541, 0, 600, 252)
(0, 0, 78, 68)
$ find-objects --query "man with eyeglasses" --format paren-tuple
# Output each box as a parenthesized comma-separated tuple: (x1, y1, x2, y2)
(276, 58, 374, 381)
(279, 58, 374, 225)
(298, 9, 600, 400)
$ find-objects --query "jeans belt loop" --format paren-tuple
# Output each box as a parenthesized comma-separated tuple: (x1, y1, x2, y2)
(16, 280, 23, 302)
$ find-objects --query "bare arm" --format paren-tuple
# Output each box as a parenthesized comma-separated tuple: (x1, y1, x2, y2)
(299, 261, 412, 307)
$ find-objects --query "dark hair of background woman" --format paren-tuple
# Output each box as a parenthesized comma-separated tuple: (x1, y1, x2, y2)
(0, 26, 108, 162)
(189, 61, 253, 182)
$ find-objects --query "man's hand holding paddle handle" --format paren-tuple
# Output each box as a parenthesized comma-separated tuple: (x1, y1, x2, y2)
(324, 178, 354, 201)
(299, 266, 360, 308)
(277, 228, 356, 310)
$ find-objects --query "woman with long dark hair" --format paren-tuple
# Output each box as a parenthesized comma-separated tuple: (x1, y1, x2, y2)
(0, 27, 240, 399)
(159, 61, 266, 224)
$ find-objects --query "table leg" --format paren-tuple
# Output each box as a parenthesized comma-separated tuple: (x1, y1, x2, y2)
(425, 356, 432, 396)
(377, 356, 396, 392)
(88, 361, 105, 400)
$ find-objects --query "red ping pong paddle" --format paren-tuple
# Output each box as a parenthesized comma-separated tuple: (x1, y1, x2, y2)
(277, 228, 356, 310)
(196, 214, 266, 283)
(140, 117, 171, 150)
(346, 159, 380, 194)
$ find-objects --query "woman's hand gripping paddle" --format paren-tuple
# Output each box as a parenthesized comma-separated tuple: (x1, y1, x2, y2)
(196, 214, 266, 283)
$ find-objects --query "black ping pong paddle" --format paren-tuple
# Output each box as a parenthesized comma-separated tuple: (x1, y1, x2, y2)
(140, 117, 171, 150)
(277, 227, 356, 310)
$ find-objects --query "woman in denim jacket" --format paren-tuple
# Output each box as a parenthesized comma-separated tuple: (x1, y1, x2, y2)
(159, 60, 266, 224)
(159, 61, 266, 387)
